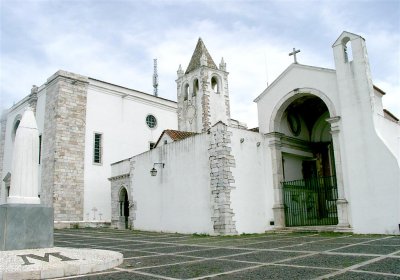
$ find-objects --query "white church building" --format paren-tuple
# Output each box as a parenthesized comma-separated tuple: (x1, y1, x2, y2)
(1, 31, 399, 234)
(109, 31, 400, 235)
(0, 71, 177, 226)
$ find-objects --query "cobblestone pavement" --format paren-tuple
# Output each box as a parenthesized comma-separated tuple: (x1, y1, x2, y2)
(54, 229, 400, 279)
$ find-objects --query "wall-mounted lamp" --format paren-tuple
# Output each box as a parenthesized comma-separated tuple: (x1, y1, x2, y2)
(256, 142, 261, 147)
(150, 163, 165, 176)
(240, 138, 244, 143)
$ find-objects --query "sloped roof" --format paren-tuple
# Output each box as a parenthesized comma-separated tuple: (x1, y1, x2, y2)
(154, 129, 197, 147)
(185, 38, 218, 74)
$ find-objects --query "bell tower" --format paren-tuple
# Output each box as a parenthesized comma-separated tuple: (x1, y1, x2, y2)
(176, 38, 231, 133)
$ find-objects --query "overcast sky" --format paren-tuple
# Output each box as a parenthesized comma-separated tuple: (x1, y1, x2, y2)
(1, 0, 399, 128)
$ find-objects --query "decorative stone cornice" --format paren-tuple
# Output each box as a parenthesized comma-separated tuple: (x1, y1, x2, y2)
(265, 132, 284, 148)
(46, 70, 89, 87)
(326, 116, 341, 134)
(108, 173, 130, 181)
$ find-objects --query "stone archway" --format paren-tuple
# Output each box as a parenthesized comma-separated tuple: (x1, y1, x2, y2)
(267, 88, 349, 228)
(118, 187, 129, 229)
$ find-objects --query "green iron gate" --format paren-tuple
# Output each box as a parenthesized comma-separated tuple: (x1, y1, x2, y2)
(282, 176, 338, 227)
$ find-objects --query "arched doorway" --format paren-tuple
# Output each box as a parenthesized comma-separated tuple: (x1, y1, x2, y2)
(119, 187, 129, 229)
(269, 89, 348, 228)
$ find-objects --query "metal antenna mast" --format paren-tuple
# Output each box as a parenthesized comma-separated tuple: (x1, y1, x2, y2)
(153, 58, 158, 97)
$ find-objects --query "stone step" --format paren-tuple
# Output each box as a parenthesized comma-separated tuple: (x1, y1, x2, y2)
(270, 225, 353, 234)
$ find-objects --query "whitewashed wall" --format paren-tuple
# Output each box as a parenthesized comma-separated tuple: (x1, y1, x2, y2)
(130, 133, 213, 234)
(229, 127, 273, 233)
(332, 34, 399, 234)
(208, 74, 229, 127)
(375, 114, 400, 162)
(84, 79, 177, 222)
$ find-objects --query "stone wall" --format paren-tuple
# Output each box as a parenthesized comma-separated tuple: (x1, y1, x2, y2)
(200, 68, 211, 132)
(208, 122, 237, 235)
(222, 74, 231, 124)
(41, 70, 88, 222)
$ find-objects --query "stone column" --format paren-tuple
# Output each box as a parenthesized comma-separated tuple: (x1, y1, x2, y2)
(326, 116, 350, 227)
(208, 123, 237, 235)
(41, 70, 88, 222)
(266, 132, 285, 228)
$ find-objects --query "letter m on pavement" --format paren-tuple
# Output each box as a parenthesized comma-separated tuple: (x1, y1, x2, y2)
(18, 252, 78, 265)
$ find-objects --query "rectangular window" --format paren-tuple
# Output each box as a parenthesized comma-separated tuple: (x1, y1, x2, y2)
(149, 142, 156, 150)
(38, 135, 42, 164)
(93, 133, 102, 164)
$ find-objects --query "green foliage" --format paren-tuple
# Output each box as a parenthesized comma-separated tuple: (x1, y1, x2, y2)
(72, 223, 79, 229)
(192, 233, 210, 237)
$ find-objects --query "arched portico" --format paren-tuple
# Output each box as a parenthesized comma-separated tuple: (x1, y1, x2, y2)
(267, 88, 349, 228)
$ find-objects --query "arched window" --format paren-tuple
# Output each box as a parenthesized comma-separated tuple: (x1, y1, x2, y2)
(184, 84, 189, 101)
(193, 79, 199, 97)
(211, 76, 219, 93)
(12, 115, 22, 142)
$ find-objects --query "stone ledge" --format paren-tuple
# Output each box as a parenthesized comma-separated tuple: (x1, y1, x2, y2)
(0, 247, 123, 280)
(54, 221, 111, 229)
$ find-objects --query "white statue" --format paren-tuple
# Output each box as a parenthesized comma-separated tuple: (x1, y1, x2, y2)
(7, 107, 40, 204)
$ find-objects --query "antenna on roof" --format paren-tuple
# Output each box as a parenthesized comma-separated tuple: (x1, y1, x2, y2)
(153, 58, 159, 97)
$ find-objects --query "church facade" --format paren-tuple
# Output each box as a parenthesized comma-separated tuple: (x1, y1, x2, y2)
(110, 31, 400, 235)
(0, 71, 177, 226)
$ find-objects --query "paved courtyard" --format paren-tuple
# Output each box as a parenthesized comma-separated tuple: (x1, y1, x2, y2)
(53, 228, 400, 279)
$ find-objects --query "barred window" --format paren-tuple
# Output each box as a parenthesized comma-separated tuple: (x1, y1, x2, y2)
(39, 135, 42, 164)
(93, 133, 102, 164)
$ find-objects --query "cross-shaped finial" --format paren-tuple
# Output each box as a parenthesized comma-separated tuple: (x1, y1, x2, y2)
(289, 48, 300, 64)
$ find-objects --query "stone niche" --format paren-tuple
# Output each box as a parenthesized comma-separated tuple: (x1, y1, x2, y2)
(0, 204, 54, 250)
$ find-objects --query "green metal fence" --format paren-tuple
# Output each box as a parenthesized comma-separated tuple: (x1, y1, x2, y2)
(282, 176, 338, 227)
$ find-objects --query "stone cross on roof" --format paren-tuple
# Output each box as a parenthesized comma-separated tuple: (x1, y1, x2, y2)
(289, 48, 301, 64)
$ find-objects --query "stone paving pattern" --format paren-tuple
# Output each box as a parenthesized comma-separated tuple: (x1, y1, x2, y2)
(53, 229, 400, 279)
